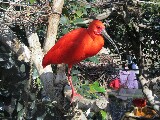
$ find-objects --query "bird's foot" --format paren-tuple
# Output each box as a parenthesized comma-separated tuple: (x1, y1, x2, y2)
(70, 92, 83, 104)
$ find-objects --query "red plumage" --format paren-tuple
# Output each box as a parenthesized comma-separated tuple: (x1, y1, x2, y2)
(42, 20, 113, 103)
(42, 20, 105, 68)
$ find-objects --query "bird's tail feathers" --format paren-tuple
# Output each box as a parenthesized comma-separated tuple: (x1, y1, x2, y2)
(42, 54, 50, 68)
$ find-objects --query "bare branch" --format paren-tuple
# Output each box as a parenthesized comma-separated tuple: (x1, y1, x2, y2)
(151, 77, 160, 83)
(95, 10, 112, 20)
(139, 75, 160, 114)
(138, 23, 151, 29)
(133, 0, 160, 5)
(43, 0, 64, 53)
(24, 23, 55, 99)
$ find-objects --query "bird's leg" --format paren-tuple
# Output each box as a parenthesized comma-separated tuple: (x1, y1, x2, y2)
(68, 66, 82, 103)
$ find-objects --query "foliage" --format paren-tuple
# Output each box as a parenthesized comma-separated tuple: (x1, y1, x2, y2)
(72, 67, 106, 99)
(58, 0, 101, 36)
(85, 55, 100, 64)
(100, 110, 107, 120)
(0, 0, 160, 120)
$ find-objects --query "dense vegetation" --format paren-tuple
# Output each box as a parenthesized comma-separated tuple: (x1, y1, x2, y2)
(0, 0, 159, 119)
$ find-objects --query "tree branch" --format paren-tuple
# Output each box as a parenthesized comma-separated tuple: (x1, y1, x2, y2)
(139, 75, 160, 115)
(133, 0, 160, 5)
(43, 0, 64, 53)
(42, 0, 65, 87)
(24, 23, 55, 99)
(151, 76, 160, 84)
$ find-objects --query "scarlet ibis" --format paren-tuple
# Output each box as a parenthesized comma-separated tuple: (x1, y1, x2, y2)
(42, 20, 119, 103)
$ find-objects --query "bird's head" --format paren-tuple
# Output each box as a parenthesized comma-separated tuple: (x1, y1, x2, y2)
(88, 20, 105, 35)
(88, 20, 119, 54)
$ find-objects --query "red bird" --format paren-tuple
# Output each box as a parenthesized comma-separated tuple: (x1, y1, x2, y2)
(42, 20, 119, 103)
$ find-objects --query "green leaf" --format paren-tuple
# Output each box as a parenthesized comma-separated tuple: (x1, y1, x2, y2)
(30, 101, 35, 109)
(37, 112, 47, 120)
(18, 109, 24, 120)
(88, 112, 95, 118)
(33, 68, 38, 79)
(89, 81, 99, 92)
(62, 28, 69, 34)
(76, 10, 83, 17)
(51, 113, 55, 116)
(17, 102, 23, 112)
(89, 81, 106, 93)
(89, 86, 97, 93)
(60, 16, 68, 25)
(72, 70, 80, 75)
(30, 0, 35, 4)
(72, 76, 79, 83)
(91, 8, 97, 12)
(92, 81, 99, 87)
(36, 77, 41, 84)
(30, 93, 36, 101)
(100, 110, 107, 120)
(20, 64, 25, 73)
(83, 9, 87, 15)
(85, 4, 91, 8)
(94, 86, 106, 93)
(86, 56, 99, 64)
(73, 18, 84, 24)
(36, 77, 43, 89)
(81, 84, 89, 90)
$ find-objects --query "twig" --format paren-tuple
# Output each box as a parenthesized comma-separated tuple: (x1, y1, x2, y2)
(133, 0, 160, 5)
(151, 77, 160, 84)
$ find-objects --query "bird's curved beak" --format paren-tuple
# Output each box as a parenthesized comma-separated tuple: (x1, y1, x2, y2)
(101, 29, 119, 54)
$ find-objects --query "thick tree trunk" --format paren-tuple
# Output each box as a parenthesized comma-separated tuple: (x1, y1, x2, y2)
(24, 23, 55, 99)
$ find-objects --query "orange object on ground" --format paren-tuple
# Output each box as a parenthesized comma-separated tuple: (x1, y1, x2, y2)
(42, 20, 119, 103)
(133, 107, 158, 118)
(133, 98, 147, 117)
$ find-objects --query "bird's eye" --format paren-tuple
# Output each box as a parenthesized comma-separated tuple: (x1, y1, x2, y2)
(97, 26, 101, 29)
